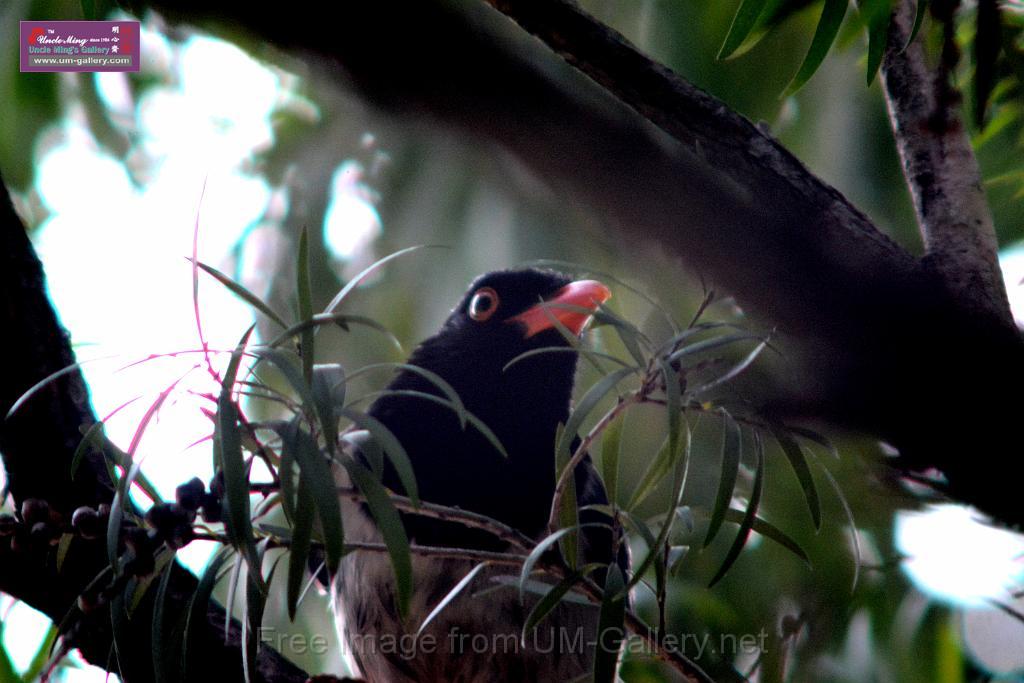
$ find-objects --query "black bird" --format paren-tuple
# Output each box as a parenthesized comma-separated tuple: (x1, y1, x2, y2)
(332, 269, 627, 682)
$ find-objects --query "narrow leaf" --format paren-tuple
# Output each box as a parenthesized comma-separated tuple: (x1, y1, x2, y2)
(152, 558, 179, 683)
(785, 0, 849, 95)
(709, 432, 765, 587)
(705, 411, 742, 548)
(341, 409, 418, 505)
(554, 423, 579, 568)
(625, 421, 691, 593)
(341, 456, 412, 616)
(593, 564, 626, 683)
(600, 413, 624, 504)
(297, 227, 314, 385)
(358, 389, 507, 459)
(311, 363, 346, 452)
(282, 420, 345, 577)
(521, 565, 602, 641)
(773, 426, 822, 530)
(555, 367, 636, 474)
(503, 346, 636, 374)
(518, 524, 604, 600)
(286, 476, 316, 621)
(323, 245, 437, 315)
(182, 550, 230, 679)
(667, 332, 762, 364)
(719, 0, 771, 59)
(906, 0, 929, 51)
(862, 0, 891, 84)
(723, 509, 811, 567)
(417, 563, 488, 636)
(692, 339, 768, 394)
(267, 313, 401, 350)
(193, 260, 287, 329)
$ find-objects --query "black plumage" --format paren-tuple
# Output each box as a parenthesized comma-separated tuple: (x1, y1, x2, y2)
(332, 268, 627, 682)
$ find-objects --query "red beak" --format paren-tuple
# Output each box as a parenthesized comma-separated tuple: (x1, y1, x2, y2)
(508, 280, 612, 339)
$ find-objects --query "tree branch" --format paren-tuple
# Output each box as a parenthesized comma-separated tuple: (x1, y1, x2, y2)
(0, 172, 308, 682)
(880, 0, 1013, 328)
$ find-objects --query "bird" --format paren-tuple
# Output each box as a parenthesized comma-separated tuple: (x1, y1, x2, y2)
(329, 268, 628, 682)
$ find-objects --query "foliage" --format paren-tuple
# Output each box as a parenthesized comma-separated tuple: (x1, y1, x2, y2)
(11, 247, 860, 682)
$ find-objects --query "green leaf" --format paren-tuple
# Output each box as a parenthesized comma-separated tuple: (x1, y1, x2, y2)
(625, 420, 691, 593)
(71, 421, 107, 480)
(358, 389, 507, 459)
(906, 0, 929, 51)
(593, 564, 626, 683)
(56, 532, 73, 572)
(600, 412, 624, 504)
(109, 591, 130, 681)
(152, 558, 179, 683)
(267, 313, 402, 350)
(348, 362, 468, 429)
(71, 412, 160, 503)
(719, 0, 771, 59)
(250, 347, 322, 430)
(705, 411, 742, 548)
(192, 260, 287, 329)
(553, 423, 579, 569)
(341, 456, 412, 616)
(627, 414, 691, 513)
(341, 409, 418, 505)
(311, 363, 345, 452)
(243, 548, 270, 683)
(521, 565, 603, 641)
(691, 339, 768, 394)
(323, 245, 438, 315)
(772, 426, 822, 530)
(287, 475, 315, 622)
(813, 455, 860, 591)
(709, 432, 765, 587)
(667, 332, 761, 364)
(518, 524, 605, 600)
(657, 358, 682, 462)
(723, 509, 812, 567)
(861, 0, 891, 84)
(416, 563, 488, 636)
(503, 346, 636, 374)
(596, 307, 649, 366)
(297, 227, 314, 385)
(186, 552, 230, 679)
(785, 0, 849, 96)
(281, 420, 345, 577)
(555, 367, 636, 477)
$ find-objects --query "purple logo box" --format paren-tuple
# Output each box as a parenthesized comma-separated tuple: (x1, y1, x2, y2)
(20, 20, 140, 73)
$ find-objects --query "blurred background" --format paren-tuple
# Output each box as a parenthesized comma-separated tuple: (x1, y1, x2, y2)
(2, 0, 1024, 681)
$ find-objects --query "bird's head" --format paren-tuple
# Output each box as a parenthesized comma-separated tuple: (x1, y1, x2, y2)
(397, 268, 611, 426)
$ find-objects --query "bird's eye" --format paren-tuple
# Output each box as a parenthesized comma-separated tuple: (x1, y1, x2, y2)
(468, 287, 499, 321)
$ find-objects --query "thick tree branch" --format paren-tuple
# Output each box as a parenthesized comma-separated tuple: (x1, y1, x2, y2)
(881, 0, 1013, 328)
(0, 173, 308, 682)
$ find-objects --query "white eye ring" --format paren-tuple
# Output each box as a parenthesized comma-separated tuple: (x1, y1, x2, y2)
(468, 287, 499, 321)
